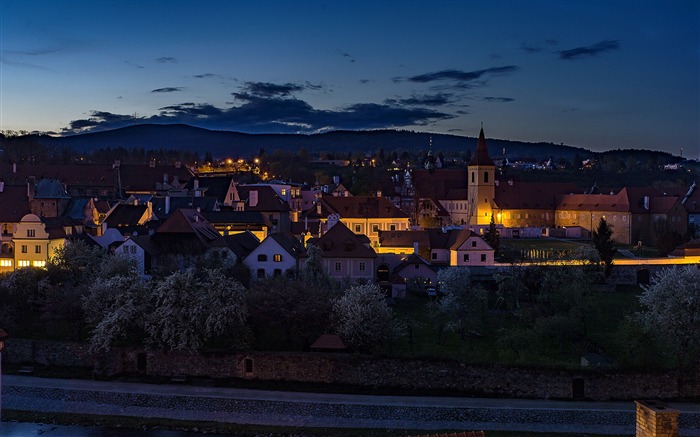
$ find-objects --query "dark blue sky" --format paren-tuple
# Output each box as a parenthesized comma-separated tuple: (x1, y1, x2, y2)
(1, 0, 698, 155)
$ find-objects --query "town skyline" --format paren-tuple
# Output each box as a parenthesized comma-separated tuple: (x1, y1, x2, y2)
(1, 0, 698, 155)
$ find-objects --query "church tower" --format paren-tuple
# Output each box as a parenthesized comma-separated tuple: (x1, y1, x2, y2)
(467, 126, 495, 225)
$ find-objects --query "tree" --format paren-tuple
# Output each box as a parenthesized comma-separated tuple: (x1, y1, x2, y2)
(636, 265, 700, 368)
(654, 218, 684, 256)
(483, 215, 500, 256)
(436, 267, 487, 340)
(592, 218, 616, 277)
(48, 239, 107, 285)
(331, 283, 403, 352)
(147, 269, 249, 352)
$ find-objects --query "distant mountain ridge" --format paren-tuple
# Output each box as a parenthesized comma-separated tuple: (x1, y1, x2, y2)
(25, 123, 607, 162)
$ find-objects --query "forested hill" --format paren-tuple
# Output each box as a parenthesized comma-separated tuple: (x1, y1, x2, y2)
(22, 124, 598, 162)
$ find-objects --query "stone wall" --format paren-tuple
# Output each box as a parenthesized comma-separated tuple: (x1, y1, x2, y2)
(4, 339, 698, 401)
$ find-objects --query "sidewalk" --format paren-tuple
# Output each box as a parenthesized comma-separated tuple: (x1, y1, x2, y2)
(4, 375, 700, 435)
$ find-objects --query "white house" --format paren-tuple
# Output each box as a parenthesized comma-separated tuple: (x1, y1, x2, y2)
(244, 232, 303, 279)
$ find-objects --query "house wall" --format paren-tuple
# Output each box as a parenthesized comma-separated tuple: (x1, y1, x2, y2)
(121, 240, 146, 276)
(397, 263, 437, 285)
(336, 217, 410, 248)
(324, 257, 375, 281)
(556, 210, 632, 245)
(497, 209, 554, 229)
(429, 248, 449, 264)
(244, 237, 297, 278)
(12, 215, 60, 269)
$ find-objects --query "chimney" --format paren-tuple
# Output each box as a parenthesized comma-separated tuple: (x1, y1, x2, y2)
(27, 176, 36, 202)
(249, 190, 258, 207)
(644, 196, 650, 211)
(0, 181, 4, 193)
(12, 162, 16, 173)
(316, 201, 322, 215)
(376, 190, 382, 197)
(165, 195, 171, 214)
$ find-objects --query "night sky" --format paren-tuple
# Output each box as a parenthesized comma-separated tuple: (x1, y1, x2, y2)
(1, 0, 698, 155)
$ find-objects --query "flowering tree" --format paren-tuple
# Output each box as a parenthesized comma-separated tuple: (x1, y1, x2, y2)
(147, 268, 249, 352)
(331, 283, 403, 352)
(636, 265, 700, 367)
(436, 267, 487, 339)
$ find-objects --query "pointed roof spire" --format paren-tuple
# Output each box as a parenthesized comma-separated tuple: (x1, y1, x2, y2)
(469, 125, 494, 166)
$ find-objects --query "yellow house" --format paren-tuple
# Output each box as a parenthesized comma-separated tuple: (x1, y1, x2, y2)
(11, 214, 79, 270)
(307, 196, 411, 248)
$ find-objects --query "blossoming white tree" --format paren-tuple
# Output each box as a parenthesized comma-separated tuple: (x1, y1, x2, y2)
(636, 265, 700, 367)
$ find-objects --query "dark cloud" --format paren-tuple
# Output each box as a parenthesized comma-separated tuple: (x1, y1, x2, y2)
(125, 60, 144, 69)
(156, 56, 177, 63)
(483, 97, 514, 103)
(193, 73, 217, 79)
(520, 44, 542, 54)
(339, 50, 356, 63)
(151, 87, 184, 93)
(546, 39, 559, 46)
(359, 79, 371, 84)
(63, 94, 453, 135)
(557, 40, 620, 60)
(238, 81, 322, 98)
(385, 93, 454, 107)
(397, 66, 519, 84)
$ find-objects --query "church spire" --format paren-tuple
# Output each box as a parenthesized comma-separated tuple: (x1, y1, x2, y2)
(468, 125, 494, 166)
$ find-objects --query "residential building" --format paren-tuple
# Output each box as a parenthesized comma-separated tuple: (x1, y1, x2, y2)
(244, 232, 303, 278)
(303, 221, 377, 282)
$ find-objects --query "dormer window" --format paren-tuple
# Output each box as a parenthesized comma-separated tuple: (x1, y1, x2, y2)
(27, 229, 35, 237)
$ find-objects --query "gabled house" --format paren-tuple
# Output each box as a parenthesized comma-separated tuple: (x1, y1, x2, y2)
(390, 252, 438, 297)
(303, 221, 377, 282)
(304, 195, 410, 247)
(117, 162, 194, 196)
(29, 178, 71, 218)
(104, 202, 153, 236)
(446, 229, 495, 266)
(229, 185, 291, 233)
(201, 210, 271, 241)
(244, 232, 303, 279)
(8, 214, 85, 272)
(120, 208, 235, 275)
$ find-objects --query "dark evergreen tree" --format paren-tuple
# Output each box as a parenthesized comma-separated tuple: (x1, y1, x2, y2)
(592, 218, 616, 277)
(484, 214, 500, 256)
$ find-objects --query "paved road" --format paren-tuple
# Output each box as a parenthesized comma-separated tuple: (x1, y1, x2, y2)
(3, 375, 700, 435)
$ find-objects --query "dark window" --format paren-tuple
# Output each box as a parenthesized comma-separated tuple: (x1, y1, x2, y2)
(273, 268, 282, 276)
(471, 240, 476, 247)
(257, 254, 267, 262)
(481, 254, 487, 262)
(431, 252, 437, 260)
(21, 245, 27, 254)
(244, 358, 253, 373)
(257, 269, 265, 278)
(463, 254, 469, 262)
(471, 172, 475, 183)
(572, 378, 585, 399)
(484, 171, 489, 183)
(35, 245, 41, 254)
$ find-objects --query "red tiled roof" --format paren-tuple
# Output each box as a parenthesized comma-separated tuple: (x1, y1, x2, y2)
(236, 185, 290, 212)
(412, 169, 467, 200)
(310, 334, 348, 351)
(496, 181, 580, 210)
(316, 196, 408, 219)
(556, 189, 630, 212)
(0, 185, 30, 222)
(311, 222, 376, 259)
(0, 164, 113, 187)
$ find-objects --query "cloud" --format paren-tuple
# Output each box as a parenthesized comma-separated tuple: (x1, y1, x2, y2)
(193, 73, 218, 79)
(385, 93, 454, 107)
(397, 66, 519, 84)
(151, 87, 184, 93)
(483, 97, 514, 103)
(339, 50, 356, 63)
(156, 56, 177, 63)
(238, 81, 323, 98)
(557, 40, 620, 60)
(520, 44, 542, 54)
(62, 94, 453, 135)
(125, 60, 144, 69)
(359, 79, 371, 84)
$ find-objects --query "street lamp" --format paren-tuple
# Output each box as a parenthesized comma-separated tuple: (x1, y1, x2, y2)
(0, 328, 8, 425)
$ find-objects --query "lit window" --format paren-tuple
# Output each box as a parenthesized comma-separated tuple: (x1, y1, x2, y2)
(33, 260, 46, 268)
(273, 254, 282, 262)
(18, 260, 30, 267)
(0, 259, 12, 267)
